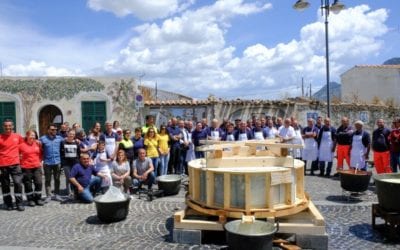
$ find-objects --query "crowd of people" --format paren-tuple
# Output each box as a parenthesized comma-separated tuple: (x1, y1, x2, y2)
(1, 114, 399, 211)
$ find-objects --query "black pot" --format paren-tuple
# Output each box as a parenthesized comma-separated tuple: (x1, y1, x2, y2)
(224, 220, 278, 250)
(339, 169, 371, 192)
(156, 174, 182, 195)
(94, 194, 130, 223)
(374, 173, 400, 212)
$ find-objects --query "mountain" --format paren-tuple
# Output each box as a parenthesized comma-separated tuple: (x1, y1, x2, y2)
(383, 57, 400, 65)
(312, 81, 341, 102)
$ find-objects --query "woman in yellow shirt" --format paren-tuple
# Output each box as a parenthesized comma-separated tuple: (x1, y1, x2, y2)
(144, 128, 160, 176)
(158, 125, 170, 176)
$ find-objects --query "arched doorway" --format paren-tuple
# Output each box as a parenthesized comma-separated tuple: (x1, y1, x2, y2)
(38, 105, 63, 136)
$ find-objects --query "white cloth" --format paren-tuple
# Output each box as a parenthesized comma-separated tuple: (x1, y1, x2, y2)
(105, 137, 116, 157)
(254, 131, 264, 140)
(318, 131, 333, 162)
(226, 134, 235, 141)
(350, 133, 367, 169)
(185, 132, 195, 162)
(291, 128, 304, 158)
(302, 132, 318, 161)
(239, 133, 248, 141)
(211, 131, 220, 140)
(95, 151, 112, 187)
(264, 127, 278, 139)
(278, 126, 295, 140)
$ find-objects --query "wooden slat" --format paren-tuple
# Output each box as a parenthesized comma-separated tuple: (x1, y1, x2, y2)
(206, 171, 214, 206)
(245, 174, 251, 212)
(266, 173, 272, 208)
(223, 173, 231, 209)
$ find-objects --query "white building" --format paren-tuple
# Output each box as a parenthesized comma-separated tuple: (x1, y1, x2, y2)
(341, 65, 400, 104)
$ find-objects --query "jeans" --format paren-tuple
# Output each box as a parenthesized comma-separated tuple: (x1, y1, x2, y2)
(159, 154, 169, 176)
(76, 176, 102, 203)
(390, 151, 400, 173)
(0, 165, 23, 206)
(133, 172, 156, 190)
(44, 164, 61, 196)
(150, 157, 159, 177)
(22, 167, 43, 201)
(168, 146, 181, 174)
(195, 151, 204, 159)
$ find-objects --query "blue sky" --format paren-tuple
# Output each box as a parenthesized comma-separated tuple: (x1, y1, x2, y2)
(1, 0, 399, 99)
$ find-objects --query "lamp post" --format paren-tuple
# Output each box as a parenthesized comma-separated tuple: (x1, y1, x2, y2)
(293, 0, 345, 118)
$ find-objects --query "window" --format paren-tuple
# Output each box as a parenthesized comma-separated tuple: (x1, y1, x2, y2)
(0, 102, 16, 133)
(81, 101, 106, 134)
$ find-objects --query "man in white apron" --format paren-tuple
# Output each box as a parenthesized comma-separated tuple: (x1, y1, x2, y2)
(222, 123, 236, 141)
(291, 119, 304, 159)
(252, 120, 266, 140)
(317, 118, 337, 177)
(235, 121, 253, 141)
(350, 121, 371, 171)
(206, 119, 224, 141)
(264, 120, 278, 139)
(302, 118, 319, 175)
(100, 121, 118, 161)
(278, 118, 295, 143)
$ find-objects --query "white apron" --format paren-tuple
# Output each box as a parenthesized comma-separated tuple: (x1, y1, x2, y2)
(292, 129, 304, 158)
(185, 133, 195, 162)
(318, 131, 333, 162)
(95, 151, 112, 187)
(265, 127, 277, 139)
(239, 133, 248, 141)
(254, 131, 264, 140)
(105, 136, 116, 157)
(226, 134, 235, 141)
(350, 133, 366, 169)
(302, 132, 318, 161)
(211, 131, 220, 140)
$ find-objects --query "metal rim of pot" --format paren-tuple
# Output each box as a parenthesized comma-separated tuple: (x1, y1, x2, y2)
(224, 220, 279, 237)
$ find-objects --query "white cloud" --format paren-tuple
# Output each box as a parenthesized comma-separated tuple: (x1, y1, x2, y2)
(3, 60, 81, 76)
(87, 0, 194, 20)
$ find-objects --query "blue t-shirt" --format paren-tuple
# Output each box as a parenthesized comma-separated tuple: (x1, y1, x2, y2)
(70, 163, 98, 188)
(40, 135, 64, 165)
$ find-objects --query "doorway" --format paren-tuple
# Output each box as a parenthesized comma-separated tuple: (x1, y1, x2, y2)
(38, 105, 63, 136)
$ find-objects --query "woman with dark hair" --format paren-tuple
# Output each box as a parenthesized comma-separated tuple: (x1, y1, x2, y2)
(19, 130, 44, 206)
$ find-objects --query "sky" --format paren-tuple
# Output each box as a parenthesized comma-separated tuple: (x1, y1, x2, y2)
(0, 0, 399, 100)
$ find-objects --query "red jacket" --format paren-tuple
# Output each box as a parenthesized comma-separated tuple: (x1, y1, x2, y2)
(19, 140, 42, 168)
(389, 129, 400, 153)
(0, 133, 23, 167)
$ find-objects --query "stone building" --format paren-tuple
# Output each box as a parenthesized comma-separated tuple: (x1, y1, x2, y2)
(0, 77, 191, 135)
(341, 65, 400, 104)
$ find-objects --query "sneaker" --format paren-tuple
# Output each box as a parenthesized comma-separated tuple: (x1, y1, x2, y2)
(28, 200, 36, 207)
(35, 199, 45, 206)
(44, 196, 52, 203)
(52, 195, 65, 202)
(16, 205, 25, 211)
(4, 204, 13, 211)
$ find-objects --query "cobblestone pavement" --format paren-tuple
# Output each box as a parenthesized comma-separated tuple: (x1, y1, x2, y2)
(1, 168, 400, 249)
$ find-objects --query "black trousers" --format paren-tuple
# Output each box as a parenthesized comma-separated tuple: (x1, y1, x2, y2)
(44, 164, 61, 196)
(0, 165, 24, 205)
(22, 168, 43, 201)
(168, 146, 181, 174)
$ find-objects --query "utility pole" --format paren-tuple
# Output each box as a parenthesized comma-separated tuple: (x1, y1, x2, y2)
(301, 77, 304, 97)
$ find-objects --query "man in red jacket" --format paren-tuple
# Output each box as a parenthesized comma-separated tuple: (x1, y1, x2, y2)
(389, 117, 400, 172)
(0, 120, 24, 211)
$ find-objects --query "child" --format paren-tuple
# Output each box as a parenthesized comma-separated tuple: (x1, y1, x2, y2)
(92, 141, 112, 193)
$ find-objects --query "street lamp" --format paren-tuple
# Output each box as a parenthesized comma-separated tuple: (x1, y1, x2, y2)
(293, 0, 345, 118)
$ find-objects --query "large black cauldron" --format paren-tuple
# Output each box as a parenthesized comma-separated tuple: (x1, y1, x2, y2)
(224, 219, 278, 250)
(339, 169, 371, 192)
(374, 173, 400, 212)
(94, 194, 131, 223)
(156, 174, 182, 195)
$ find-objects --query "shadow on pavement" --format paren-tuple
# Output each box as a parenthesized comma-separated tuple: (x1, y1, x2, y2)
(326, 195, 364, 204)
(349, 223, 400, 245)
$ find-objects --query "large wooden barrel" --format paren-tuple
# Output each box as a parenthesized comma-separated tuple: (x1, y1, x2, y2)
(187, 156, 308, 218)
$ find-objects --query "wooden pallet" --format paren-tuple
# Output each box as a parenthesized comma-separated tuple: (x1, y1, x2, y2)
(174, 200, 326, 235)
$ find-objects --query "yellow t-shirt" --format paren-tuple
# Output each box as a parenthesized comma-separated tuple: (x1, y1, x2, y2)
(142, 125, 158, 135)
(158, 134, 170, 154)
(144, 136, 159, 158)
